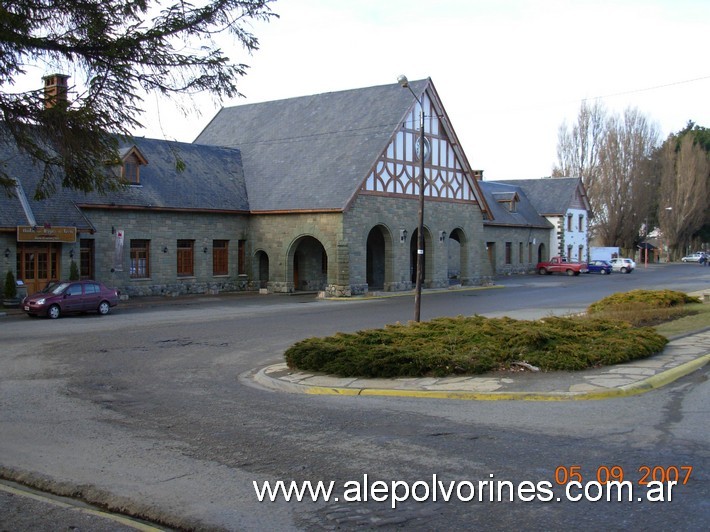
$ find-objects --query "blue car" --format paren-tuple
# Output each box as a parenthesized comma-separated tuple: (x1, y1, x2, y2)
(586, 260, 612, 274)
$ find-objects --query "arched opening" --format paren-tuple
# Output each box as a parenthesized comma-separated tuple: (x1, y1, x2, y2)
(291, 236, 328, 291)
(447, 228, 466, 284)
(254, 250, 269, 289)
(366, 225, 392, 290)
(486, 242, 496, 275)
(537, 243, 547, 263)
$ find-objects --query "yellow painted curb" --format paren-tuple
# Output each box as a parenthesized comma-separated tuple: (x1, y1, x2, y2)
(303, 353, 710, 401)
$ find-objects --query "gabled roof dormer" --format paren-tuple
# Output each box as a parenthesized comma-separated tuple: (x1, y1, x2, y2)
(492, 191, 520, 212)
(118, 145, 149, 185)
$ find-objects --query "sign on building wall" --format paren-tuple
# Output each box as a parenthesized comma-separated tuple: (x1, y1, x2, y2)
(17, 225, 77, 243)
(114, 229, 124, 271)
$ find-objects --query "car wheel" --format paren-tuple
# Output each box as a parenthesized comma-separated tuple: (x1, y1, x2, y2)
(566, 269, 575, 276)
(48, 304, 61, 319)
(620, 267, 627, 273)
(98, 301, 110, 315)
(538, 268, 547, 275)
(600, 269, 607, 275)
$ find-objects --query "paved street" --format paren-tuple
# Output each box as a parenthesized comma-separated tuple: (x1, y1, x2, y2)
(0, 263, 708, 530)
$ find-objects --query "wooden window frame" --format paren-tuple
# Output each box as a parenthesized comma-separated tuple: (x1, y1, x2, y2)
(213, 240, 229, 276)
(130, 239, 150, 279)
(177, 240, 194, 277)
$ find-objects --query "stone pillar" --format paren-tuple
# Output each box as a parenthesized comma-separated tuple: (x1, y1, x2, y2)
(326, 241, 352, 297)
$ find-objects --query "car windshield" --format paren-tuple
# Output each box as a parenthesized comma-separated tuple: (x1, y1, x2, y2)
(49, 282, 71, 295)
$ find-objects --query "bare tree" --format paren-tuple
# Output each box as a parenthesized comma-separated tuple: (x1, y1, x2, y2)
(554, 102, 659, 250)
(552, 100, 606, 185)
(595, 109, 660, 250)
(658, 129, 710, 258)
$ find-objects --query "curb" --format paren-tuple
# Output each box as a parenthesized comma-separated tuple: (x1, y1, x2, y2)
(251, 353, 710, 402)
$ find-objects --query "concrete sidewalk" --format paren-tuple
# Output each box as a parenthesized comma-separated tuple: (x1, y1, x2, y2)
(251, 330, 710, 401)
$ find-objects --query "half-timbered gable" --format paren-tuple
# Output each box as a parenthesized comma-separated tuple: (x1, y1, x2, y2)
(362, 89, 480, 204)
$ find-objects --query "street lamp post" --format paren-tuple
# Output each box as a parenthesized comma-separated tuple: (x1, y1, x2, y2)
(398, 75, 426, 322)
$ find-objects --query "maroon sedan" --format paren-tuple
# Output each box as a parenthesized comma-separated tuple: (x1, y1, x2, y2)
(22, 280, 120, 319)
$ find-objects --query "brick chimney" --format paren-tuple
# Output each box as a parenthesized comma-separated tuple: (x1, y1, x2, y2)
(472, 169, 484, 181)
(42, 74, 70, 109)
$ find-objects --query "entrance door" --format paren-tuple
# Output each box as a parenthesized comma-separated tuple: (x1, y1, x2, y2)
(18, 243, 60, 294)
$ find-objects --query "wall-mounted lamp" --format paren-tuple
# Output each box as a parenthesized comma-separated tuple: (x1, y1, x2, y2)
(162, 246, 168, 253)
(439, 231, 447, 243)
(203, 246, 208, 254)
(400, 229, 408, 243)
(69, 248, 75, 259)
(4, 248, 10, 259)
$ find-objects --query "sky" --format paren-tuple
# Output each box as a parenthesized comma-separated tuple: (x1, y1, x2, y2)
(15, 0, 710, 181)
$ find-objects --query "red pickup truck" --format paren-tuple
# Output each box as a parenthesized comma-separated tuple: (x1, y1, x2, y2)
(536, 256, 588, 276)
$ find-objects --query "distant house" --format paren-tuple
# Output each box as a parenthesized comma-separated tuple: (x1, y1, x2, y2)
(476, 177, 553, 275)
(500, 177, 592, 263)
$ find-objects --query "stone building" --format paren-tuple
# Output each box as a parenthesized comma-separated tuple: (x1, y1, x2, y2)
(502, 178, 591, 263)
(1, 78, 498, 297)
(1, 76, 590, 299)
(476, 179, 554, 275)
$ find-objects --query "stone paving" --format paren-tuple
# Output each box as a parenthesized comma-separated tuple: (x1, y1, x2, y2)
(253, 330, 710, 400)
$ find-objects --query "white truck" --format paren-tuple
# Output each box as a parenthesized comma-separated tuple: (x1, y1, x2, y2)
(590, 247, 619, 262)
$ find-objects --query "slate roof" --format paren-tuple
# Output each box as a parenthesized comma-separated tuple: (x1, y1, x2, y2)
(0, 141, 94, 230)
(194, 79, 433, 212)
(502, 177, 586, 216)
(478, 181, 552, 229)
(0, 137, 248, 229)
(77, 138, 248, 212)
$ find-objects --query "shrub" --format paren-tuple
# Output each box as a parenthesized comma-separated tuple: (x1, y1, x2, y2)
(3, 270, 17, 299)
(587, 289, 700, 312)
(69, 260, 80, 281)
(587, 289, 701, 327)
(285, 314, 668, 378)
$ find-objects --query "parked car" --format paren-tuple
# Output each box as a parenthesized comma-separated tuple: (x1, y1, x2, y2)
(22, 280, 120, 319)
(609, 258, 635, 273)
(586, 260, 613, 274)
(681, 252, 706, 263)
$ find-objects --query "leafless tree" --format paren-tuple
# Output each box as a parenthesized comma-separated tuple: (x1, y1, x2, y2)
(595, 109, 660, 250)
(554, 103, 660, 251)
(553, 100, 606, 190)
(658, 132, 710, 258)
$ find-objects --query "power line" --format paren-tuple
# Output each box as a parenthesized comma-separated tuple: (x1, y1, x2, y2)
(582, 74, 710, 103)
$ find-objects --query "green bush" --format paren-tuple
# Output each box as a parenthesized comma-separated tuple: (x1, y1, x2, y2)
(587, 289, 701, 327)
(3, 270, 17, 299)
(285, 315, 668, 378)
(69, 260, 80, 281)
(587, 289, 700, 312)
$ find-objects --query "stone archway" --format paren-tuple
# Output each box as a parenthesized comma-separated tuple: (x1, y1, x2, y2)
(366, 225, 393, 291)
(537, 243, 547, 263)
(447, 228, 467, 284)
(254, 250, 269, 289)
(291, 236, 328, 291)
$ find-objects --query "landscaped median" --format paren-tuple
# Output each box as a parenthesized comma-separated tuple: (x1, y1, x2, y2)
(285, 290, 703, 379)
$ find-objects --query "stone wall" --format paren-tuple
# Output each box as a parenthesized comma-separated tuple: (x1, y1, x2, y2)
(344, 194, 489, 293)
(83, 209, 250, 297)
(482, 224, 550, 276)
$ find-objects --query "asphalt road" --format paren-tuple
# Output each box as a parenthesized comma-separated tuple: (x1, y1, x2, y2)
(0, 263, 708, 530)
